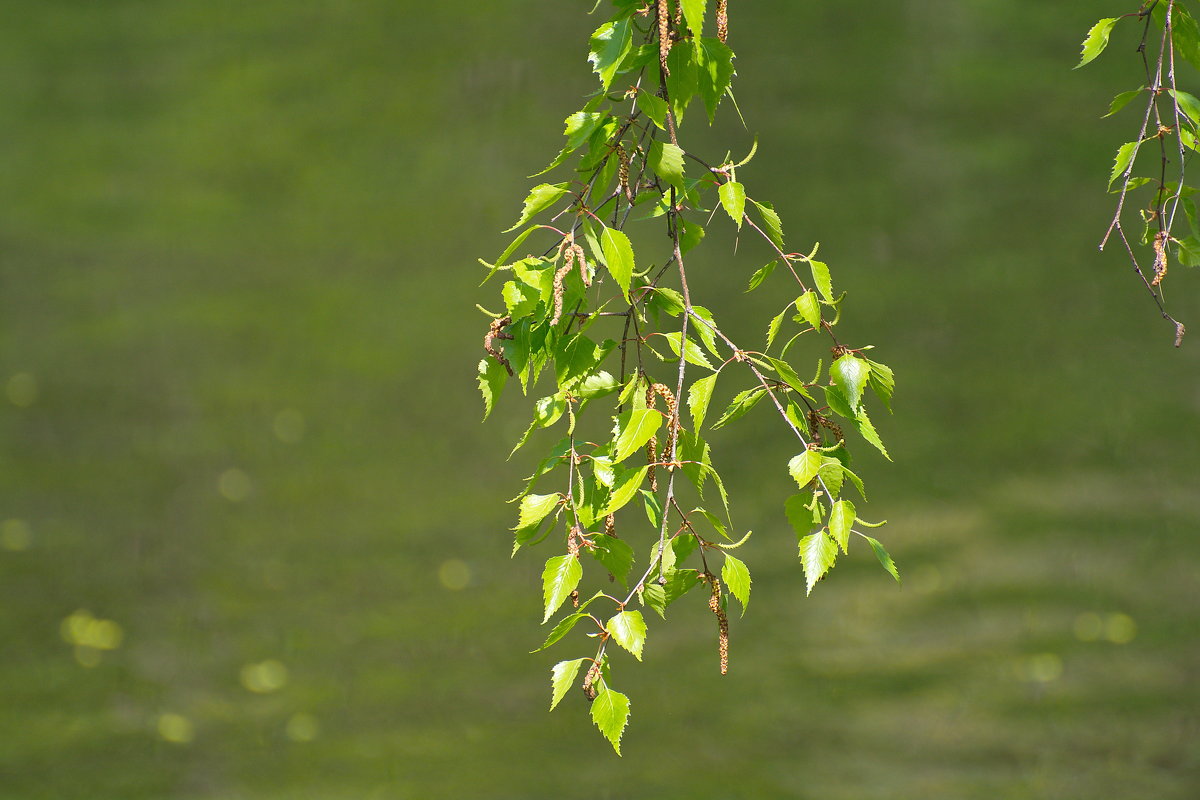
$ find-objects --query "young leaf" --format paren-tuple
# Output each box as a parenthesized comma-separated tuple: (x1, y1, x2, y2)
(751, 200, 784, 249)
(516, 493, 561, 530)
(534, 613, 586, 653)
(832, 354, 870, 411)
(680, 0, 707, 38)
(537, 111, 605, 176)
(1174, 7, 1200, 71)
(542, 554, 583, 623)
(721, 554, 751, 615)
(828, 499, 855, 554)
(687, 373, 718, 430)
(1075, 18, 1119, 69)
(588, 17, 633, 91)
(591, 684, 631, 755)
(719, 181, 746, 228)
(747, 259, 777, 292)
(636, 91, 668, 131)
(696, 37, 735, 123)
(866, 358, 895, 411)
(648, 140, 686, 188)
(854, 406, 891, 460)
(1109, 141, 1139, 188)
(600, 225, 636, 302)
(662, 331, 715, 370)
(614, 409, 663, 463)
(798, 532, 838, 595)
(603, 465, 649, 516)
(1103, 87, 1144, 118)
(809, 259, 833, 302)
(550, 658, 587, 710)
(665, 41, 698, 124)
(712, 387, 766, 429)
(788, 449, 823, 490)
(860, 533, 901, 583)
(795, 291, 821, 329)
(592, 534, 635, 586)
(1168, 89, 1200, 126)
(606, 610, 648, 660)
(505, 183, 570, 232)
(784, 492, 815, 536)
(478, 357, 507, 421)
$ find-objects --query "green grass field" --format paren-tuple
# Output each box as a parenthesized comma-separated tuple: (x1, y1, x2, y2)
(1, 2, 1197, 797)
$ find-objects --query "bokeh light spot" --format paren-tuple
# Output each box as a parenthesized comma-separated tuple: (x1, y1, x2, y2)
(218, 468, 253, 501)
(240, 659, 289, 693)
(1073, 612, 1103, 641)
(438, 559, 471, 590)
(60, 609, 124, 660)
(285, 712, 320, 742)
(909, 564, 942, 595)
(157, 713, 195, 744)
(1024, 653, 1063, 683)
(1, 519, 32, 551)
(273, 408, 306, 443)
(1104, 613, 1137, 644)
(6, 372, 38, 407)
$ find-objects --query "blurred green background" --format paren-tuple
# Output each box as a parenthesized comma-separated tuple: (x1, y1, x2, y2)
(1, 1, 1198, 798)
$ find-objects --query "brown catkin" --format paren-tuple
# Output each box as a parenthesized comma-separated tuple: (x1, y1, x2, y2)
(582, 661, 601, 701)
(651, 383, 679, 463)
(617, 145, 633, 203)
(567, 525, 581, 559)
(657, 0, 671, 75)
(604, 513, 617, 537)
(647, 435, 658, 491)
(572, 243, 591, 288)
(716, 0, 729, 44)
(1152, 230, 1168, 286)
(708, 576, 729, 674)
(484, 316, 514, 376)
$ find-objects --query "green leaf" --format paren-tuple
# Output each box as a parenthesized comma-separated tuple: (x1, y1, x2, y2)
(534, 613, 586, 653)
(478, 357, 507, 421)
(550, 658, 586, 710)
(824, 384, 854, 421)
(516, 493, 561, 531)
(688, 305, 721, 360)
(663, 332, 715, 370)
(537, 111, 605, 176)
(680, 0, 707, 37)
(866, 358, 895, 411)
(662, 568, 704, 607)
(687, 373, 718, 429)
(828, 499, 855, 554)
(1168, 89, 1200, 126)
(648, 140, 686, 188)
(766, 357, 812, 400)
(747, 259, 777, 292)
(578, 370, 619, 399)
(606, 610, 647, 660)
(854, 406, 891, 460)
(600, 226, 635, 303)
(809, 260, 833, 302)
(696, 37, 735, 123)
(590, 533, 635, 586)
(614, 409, 663, 463)
(636, 91, 668, 130)
(712, 386, 766, 429)
(588, 17, 633, 91)
(795, 291, 821, 329)
(591, 684, 631, 755)
(718, 181, 746, 228)
(1174, 7, 1200, 71)
(505, 183, 570, 232)
(860, 534, 901, 583)
(542, 555, 583, 623)
(788, 449, 824, 490)
(1109, 141, 1139, 188)
(751, 200, 784, 249)
(665, 41, 698, 124)
(785, 492, 815, 535)
(1103, 87, 1144, 118)
(832, 354, 870, 411)
(721, 554, 751, 615)
(798, 532, 838, 595)
(603, 465, 649, 516)
(765, 307, 787, 349)
(1075, 17, 1119, 69)
(670, 533, 699, 565)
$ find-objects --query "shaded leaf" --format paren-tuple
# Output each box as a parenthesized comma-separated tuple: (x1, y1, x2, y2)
(751, 199, 784, 249)
(747, 259, 777, 292)
(861, 534, 901, 583)
(855, 406, 891, 460)
(1103, 87, 1144, 118)
(590, 534, 635, 587)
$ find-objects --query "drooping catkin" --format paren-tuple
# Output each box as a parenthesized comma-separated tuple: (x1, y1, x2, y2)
(484, 315, 514, 376)
(708, 575, 729, 674)
(617, 145, 633, 203)
(651, 383, 679, 463)
(657, 0, 671, 75)
(716, 0, 729, 44)
(582, 660, 601, 701)
(549, 261, 573, 326)
(1152, 230, 1168, 286)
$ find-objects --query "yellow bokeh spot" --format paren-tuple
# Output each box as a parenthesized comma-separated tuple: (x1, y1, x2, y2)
(218, 468, 253, 502)
(61, 610, 124, 654)
(438, 559, 471, 591)
(1104, 613, 1137, 644)
(1, 519, 32, 551)
(240, 659, 289, 693)
(1073, 612, 1103, 641)
(6, 373, 38, 407)
(1024, 653, 1063, 683)
(285, 712, 320, 742)
(157, 713, 195, 744)
(273, 408, 306, 443)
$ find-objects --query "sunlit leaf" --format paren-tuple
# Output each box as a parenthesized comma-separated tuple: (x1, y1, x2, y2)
(550, 658, 587, 710)
(828, 499, 855, 554)
(505, 183, 570, 232)
(747, 259, 777, 292)
(751, 199, 784, 249)
(1103, 87, 1144, 118)
(1109, 141, 1139, 188)
(860, 533, 901, 583)
(601, 225, 635, 302)
(788, 449, 823, 490)
(542, 555, 583, 623)
(591, 684, 631, 755)
(516, 493, 561, 530)
(648, 140, 686, 188)
(795, 291, 821, 329)
(809, 259, 833, 302)
(636, 91, 668, 130)
(680, 0, 707, 38)
(719, 181, 746, 228)
(614, 409, 663, 463)
(603, 465, 649, 516)
(798, 531, 838, 595)
(590, 533, 635, 587)
(712, 387, 766, 429)
(832, 354, 870, 411)
(606, 610, 647, 660)
(1075, 17, 1119, 69)
(696, 37, 735, 123)
(588, 17, 633, 91)
(721, 554, 751, 614)
(478, 357, 507, 421)
(534, 613, 586, 653)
